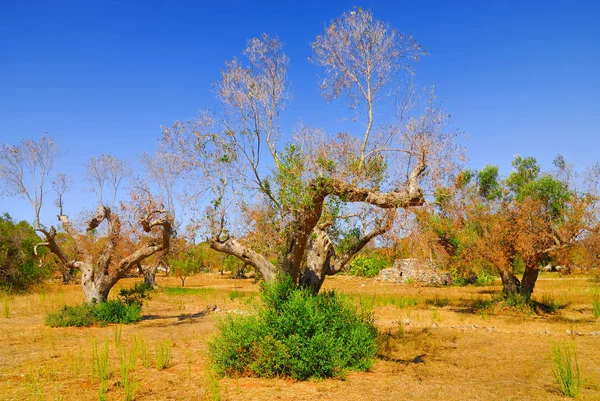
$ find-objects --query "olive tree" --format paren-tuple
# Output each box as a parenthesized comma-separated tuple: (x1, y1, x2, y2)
(165, 10, 459, 292)
(1, 137, 174, 302)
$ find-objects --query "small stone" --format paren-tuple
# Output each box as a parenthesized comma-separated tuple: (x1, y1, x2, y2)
(206, 304, 218, 311)
(545, 329, 551, 335)
(432, 323, 439, 328)
(566, 330, 573, 336)
(576, 332, 584, 336)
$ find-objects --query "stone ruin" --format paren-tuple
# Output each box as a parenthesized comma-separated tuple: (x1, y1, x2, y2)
(378, 258, 453, 286)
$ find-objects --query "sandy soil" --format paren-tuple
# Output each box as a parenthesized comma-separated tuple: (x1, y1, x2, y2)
(1, 273, 599, 400)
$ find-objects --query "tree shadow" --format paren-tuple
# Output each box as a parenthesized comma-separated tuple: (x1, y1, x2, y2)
(140, 310, 210, 326)
(378, 353, 426, 364)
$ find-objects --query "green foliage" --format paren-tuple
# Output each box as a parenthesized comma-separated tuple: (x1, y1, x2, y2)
(552, 341, 581, 398)
(506, 155, 540, 196)
(274, 143, 310, 210)
(45, 303, 96, 327)
(93, 300, 142, 325)
(477, 165, 502, 200)
(161, 286, 214, 296)
(209, 276, 378, 380)
(347, 253, 390, 278)
(118, 281, 154, 307)
(0, 213, 51, 292)
(450, 266, 495, 287)
(45, 300, 142, 327)
(170, 251, 205, 285)
(519, 175, 572, 216)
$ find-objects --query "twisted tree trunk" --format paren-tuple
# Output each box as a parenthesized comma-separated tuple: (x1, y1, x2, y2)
(208, 163, 424, 293)
(37, 206, 173, 303)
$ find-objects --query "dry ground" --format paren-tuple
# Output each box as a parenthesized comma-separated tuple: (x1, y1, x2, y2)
(1, 273, 599, 400)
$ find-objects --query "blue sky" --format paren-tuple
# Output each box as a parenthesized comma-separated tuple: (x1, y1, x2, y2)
(1, 0, 599, 225)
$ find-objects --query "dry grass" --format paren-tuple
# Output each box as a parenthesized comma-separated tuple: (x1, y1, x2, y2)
(1, 273, 600, 400)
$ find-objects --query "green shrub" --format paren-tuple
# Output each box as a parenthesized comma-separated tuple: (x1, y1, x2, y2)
(45, 300, 141, 327)
(93, 300, 142, 324)
(348, 254, 389, 278)
(209, 276, 378, 380)
(45, 303, 96, 327)
(552, 341, 581, 398)
(0, 213, 51, 292)
(119, 282, 153, 307)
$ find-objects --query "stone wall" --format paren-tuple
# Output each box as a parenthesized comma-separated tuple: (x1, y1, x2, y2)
(378, 258, 452, 286)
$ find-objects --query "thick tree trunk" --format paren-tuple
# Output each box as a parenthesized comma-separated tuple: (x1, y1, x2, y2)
(81, 264, 113, 303)
(143, 264, 158, 289)
(299, 229, 334, 293)
(498, 268, 521, 296)
(520, 266, 539, 299)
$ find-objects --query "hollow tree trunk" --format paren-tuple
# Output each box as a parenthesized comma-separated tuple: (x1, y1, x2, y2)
(519, 266, 539, 299)
(298, 229, 334, 293)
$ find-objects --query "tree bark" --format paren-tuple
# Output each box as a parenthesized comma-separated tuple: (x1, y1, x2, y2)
(37, 205, 173, 304)
(209, 236, 277, 281)
(299, 228, 334, 293)
(498, 268, 521, 296)
(520, 266, 539, 299)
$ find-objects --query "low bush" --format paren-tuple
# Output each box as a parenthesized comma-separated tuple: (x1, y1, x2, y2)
(118, 281, 154, 307)
(209, 276, 378, 380)
(94, 300, 142, 324)
(45, 300, 142, 327)
(45, 303, 97, 327)
(347, 254, 389, 278)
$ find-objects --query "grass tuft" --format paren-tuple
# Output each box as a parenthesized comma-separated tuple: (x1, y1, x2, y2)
(551, 341, 581, 398)
(155, 340, 172, 370)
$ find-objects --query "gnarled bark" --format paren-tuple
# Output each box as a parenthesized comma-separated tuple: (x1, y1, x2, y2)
(37, 206, 173, 303)
(210, 162, 426, 292)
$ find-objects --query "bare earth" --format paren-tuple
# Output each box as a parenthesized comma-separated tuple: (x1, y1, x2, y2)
(1, 273, 599, 400)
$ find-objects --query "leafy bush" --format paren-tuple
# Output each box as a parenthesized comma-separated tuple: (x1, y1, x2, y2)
(348, 254, 389, 278)
(450, 265, 496, 287)
(119, 281, 153, 307)
(209, 276, 378, 380)
(45, 300, 141, 327)
(94, 300, 142, 324)
(45, 303, 97, 327)
(0, 213, 51, 292)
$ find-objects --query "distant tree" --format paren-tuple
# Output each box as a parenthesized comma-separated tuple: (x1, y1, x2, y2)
(418, 155, 594, 298)
(138, 148, 186, 287)
(164, 9, 460, 293)
(170, 251, 203, 287)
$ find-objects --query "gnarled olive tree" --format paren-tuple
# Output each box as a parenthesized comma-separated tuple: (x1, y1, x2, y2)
(165, 10, 459, 292)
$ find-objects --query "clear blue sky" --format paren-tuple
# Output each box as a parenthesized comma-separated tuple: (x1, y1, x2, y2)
(1, 0, 599, 225)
